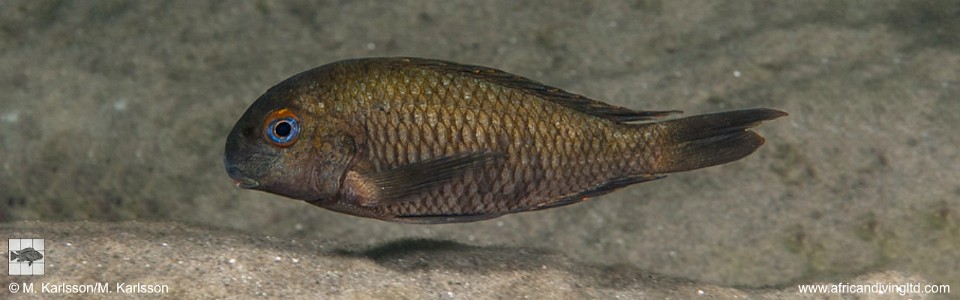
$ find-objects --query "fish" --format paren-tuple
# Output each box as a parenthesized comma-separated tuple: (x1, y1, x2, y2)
(10, 247, 43, 266)
(224, 57, 786, 224)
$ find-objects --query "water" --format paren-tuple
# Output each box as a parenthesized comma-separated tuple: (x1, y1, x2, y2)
(1, 0, 957, 295)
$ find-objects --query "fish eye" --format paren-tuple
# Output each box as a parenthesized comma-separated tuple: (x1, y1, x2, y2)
(263, 108, 300, 147)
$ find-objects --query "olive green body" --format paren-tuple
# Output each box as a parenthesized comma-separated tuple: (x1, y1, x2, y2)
(224, 57, 785, 223)
(331, 59, 666, 222)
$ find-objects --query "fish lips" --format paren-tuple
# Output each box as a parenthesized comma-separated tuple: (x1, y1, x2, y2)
(224, 155, 261, 189)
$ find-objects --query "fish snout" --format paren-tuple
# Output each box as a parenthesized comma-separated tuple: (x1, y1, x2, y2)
(224, 155, 260, 189)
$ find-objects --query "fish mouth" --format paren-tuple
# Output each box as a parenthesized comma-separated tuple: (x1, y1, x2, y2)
(232, 177, 260, 189)
(224, 156, 261, 189)
(227, 166, 260, 189)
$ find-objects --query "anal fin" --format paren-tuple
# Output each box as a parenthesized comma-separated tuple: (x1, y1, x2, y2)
(394, 213, 504, 224)
(534, 174, 666, 211)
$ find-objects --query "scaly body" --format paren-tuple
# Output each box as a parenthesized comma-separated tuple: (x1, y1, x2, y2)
(224, 58, 786, 223)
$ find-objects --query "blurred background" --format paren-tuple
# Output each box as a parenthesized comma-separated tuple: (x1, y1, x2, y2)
(1, 0, 957, 288)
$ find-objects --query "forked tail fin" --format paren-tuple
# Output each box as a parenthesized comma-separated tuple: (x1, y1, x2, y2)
(10, 251, 17, 261)
(651, 108, 787, 173)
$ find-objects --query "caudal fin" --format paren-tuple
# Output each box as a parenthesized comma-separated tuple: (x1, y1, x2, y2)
(10, 251, 17, 261)
(652, 108, 787, 173)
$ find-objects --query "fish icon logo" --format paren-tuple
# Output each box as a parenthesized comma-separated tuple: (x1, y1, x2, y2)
(8, 239, 44, 275)
(10, 247, 43, 266)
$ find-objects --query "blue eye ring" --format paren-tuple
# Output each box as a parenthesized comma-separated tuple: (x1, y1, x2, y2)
(263, 109, 300, 147)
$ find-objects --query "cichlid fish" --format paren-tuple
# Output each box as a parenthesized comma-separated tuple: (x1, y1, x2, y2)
(10, 247, 43, 266)
(224, 57, 786, 224)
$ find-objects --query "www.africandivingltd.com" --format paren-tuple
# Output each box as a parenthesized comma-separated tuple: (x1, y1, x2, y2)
(798, 282, 950, 296)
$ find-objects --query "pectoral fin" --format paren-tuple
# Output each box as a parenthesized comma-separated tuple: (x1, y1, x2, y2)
(345, 152, 503, 207)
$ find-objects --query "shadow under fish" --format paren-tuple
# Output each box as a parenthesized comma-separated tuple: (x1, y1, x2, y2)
(333, 238, 697, 290)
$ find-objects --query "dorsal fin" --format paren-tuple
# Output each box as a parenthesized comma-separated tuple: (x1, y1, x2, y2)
(385, 57, 682, 123)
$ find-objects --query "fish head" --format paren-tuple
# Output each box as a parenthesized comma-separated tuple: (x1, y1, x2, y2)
(225, 70, 355, 202)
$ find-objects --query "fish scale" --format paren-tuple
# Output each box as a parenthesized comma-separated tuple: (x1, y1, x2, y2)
(224, 57, 786, 223)
(356, 71, 629, 216)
